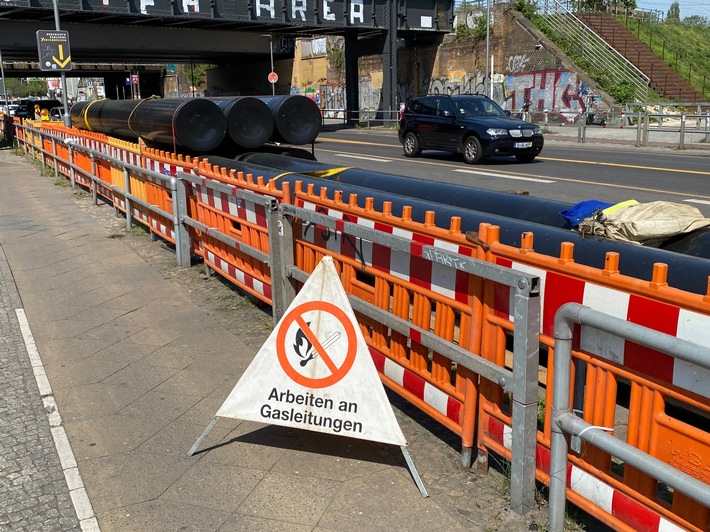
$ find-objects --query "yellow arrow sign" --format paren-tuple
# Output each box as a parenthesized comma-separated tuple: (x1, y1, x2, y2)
(52, 45, 71, 68)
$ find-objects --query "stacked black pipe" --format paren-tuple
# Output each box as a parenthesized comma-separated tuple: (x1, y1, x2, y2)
(205, 155, 710, 296)
(255, 95, 322, 145)
(69, 96, 321, 153)
(207, 97, 274, 149)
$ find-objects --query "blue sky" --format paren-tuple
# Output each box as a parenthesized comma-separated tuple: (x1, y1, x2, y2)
(634, 0, 708, 19)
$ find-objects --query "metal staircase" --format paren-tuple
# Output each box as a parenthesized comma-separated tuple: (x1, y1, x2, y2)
(576, 12, 705, 102)
(538, 0, 650, 102)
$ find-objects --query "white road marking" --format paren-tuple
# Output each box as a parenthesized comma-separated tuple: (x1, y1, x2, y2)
(15, 308, 101, 532)
(685, 199, 710, 205)
(454, 168, 556, 183)
(336, 154, 392, 163)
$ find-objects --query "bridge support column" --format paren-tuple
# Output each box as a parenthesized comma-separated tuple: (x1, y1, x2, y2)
(382, 0, 398, 124)
(344, 34, 360, 126)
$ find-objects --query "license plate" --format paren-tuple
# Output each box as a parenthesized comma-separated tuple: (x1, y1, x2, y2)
(514, 142, 533, 148)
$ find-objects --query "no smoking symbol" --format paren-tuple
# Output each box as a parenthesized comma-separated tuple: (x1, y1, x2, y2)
(276, 301, 356, 389)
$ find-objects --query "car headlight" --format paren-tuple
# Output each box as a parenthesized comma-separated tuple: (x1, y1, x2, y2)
(533, 127, 541, 135)
(486, 128, 508, 137)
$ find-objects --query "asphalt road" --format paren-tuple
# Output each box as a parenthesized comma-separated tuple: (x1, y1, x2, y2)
(311, 128, 710, 218)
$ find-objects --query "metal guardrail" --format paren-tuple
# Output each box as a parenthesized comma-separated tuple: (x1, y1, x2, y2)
(548, 303, 710, 532)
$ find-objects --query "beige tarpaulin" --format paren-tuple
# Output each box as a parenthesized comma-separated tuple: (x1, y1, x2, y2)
(578, 201, 710, 246)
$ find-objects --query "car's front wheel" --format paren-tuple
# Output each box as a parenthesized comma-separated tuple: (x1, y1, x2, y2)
(515, 152, 537, 163)
(403, 132, 421, 157)
(462, 136, 483, 164)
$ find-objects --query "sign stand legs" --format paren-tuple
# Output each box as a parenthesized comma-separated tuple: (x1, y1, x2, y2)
(188, 420, 429, 498)
(401, 446, 429, 498)
(188, 417, 218, 456)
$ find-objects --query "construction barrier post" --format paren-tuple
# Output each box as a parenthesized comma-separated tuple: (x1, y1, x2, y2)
(90, 153, 98, 206)
(172, 176, 192, 268)
(122, 167, 133, 231)
(51, 137, 57, 176)
(620, 109, 625, 129)
(509, 276, 541, 515)
(68, 144, 76, 188)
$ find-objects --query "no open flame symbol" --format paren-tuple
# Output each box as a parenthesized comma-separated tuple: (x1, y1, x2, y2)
(294, 323, 341, 367)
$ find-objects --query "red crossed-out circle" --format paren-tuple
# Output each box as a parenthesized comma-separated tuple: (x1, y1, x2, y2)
(276, 300, 356, 389)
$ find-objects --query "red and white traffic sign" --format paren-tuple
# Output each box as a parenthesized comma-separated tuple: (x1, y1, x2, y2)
(215, 256, 406, 446)
(268, 71, 278, 84)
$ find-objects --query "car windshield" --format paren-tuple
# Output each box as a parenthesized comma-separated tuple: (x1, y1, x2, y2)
(454, 98, 506, 118)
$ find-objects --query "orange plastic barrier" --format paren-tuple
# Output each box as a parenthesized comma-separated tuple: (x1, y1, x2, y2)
(476, 225, 710, 532)
(188, 161, 285, 304)
(288, 182, 484, 457)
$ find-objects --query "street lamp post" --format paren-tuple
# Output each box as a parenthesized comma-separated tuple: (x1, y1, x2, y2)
(484, 0, 491, 97)
(261, 34, 275, 95)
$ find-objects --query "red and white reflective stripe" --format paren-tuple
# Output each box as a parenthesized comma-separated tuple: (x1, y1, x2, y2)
(112, 199, 174, 240)
(299, 201, 471, 303)
(149, 218, 174, 241)
(487, 417, 685, 532)
(205, 250, 271, 300)
(495, 259, 710, 399)
(197, 183, 266, 227)
(370, 348, 461, 424)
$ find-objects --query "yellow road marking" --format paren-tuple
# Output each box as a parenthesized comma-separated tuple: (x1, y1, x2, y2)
(539, 155, 710, 176)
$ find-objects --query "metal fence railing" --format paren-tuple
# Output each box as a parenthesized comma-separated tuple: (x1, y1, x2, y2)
(549, 303, 710, 532)
(538, 0, 650, 102)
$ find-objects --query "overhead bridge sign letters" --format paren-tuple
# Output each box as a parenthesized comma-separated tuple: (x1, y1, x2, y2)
(36, 30, 72, 72)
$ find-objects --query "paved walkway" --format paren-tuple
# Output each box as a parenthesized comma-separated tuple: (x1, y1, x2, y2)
(0, 147, 555, 531)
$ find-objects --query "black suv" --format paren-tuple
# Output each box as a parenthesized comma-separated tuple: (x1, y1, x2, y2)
(398, 94, 544, 164)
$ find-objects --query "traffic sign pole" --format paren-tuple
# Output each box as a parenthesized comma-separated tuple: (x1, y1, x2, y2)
(49, 0, 71, 126)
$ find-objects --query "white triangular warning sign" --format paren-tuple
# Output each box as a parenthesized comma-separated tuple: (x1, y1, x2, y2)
(216, 256, 407, 447)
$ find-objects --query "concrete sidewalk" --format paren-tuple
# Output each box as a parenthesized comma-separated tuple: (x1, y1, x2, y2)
(0, 147, 552, 531)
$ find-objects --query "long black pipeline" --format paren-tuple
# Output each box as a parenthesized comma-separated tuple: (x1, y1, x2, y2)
(254, 95, 321, 145)
(70, 100, 141, 139)
(238, 152, 710, 258)
(238, 152, 575, 228)
(204, 156, 710, 296)
(206, 97, 274, 149)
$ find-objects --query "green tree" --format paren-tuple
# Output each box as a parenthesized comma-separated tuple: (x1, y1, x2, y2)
(682, 15, 708, 28)
(666, 1, 680, 22)
(2, 78, 48, 98)
(187, 64, 212, 88)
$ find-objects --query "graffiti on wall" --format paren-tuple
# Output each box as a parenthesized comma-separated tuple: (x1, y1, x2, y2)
(358, 67, 598, 123)
(502, 69, 592, 122)
(507, 54, 530, 74)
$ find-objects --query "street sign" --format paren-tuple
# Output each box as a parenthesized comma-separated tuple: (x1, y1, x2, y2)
(268, 71, 278, 84)
(36, 30, 72, 72)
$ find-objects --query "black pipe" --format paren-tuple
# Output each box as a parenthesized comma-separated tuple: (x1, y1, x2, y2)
(70, 99, 141, 139)
(128, 98, 227, 152)
(254, 95, 321, 145)
(203, 156, 710, 295)
(69, 98, 228, 153)
(238, 152, 575, 228)
(207, 97, 274, 149)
